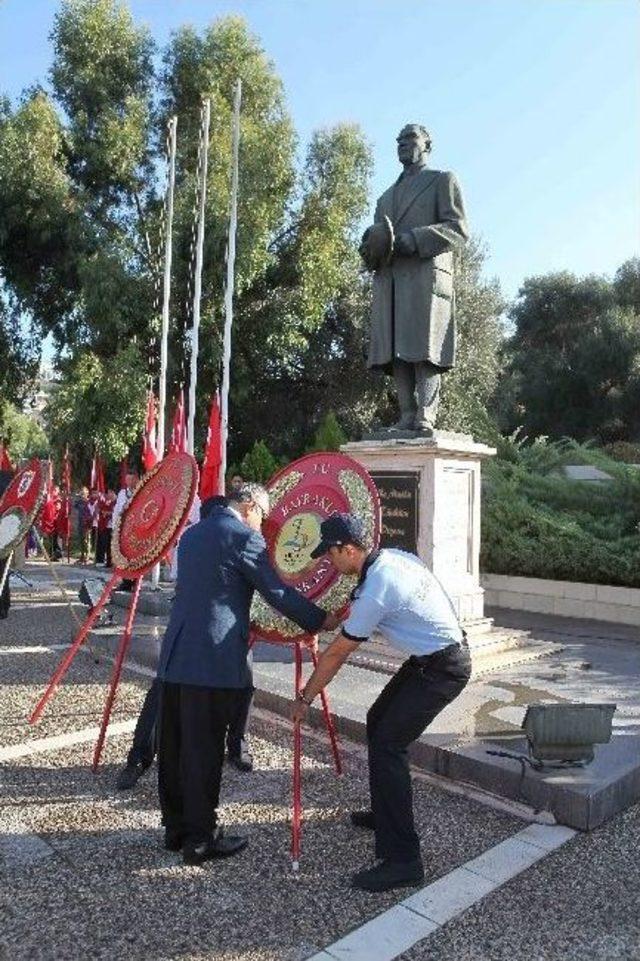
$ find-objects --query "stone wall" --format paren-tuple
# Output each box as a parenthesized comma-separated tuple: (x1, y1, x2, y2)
(482, 573, 640, 626)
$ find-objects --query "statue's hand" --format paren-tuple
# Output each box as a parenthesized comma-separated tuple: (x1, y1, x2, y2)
(394, 231, 417, 257)
(359, 226, 375, 269)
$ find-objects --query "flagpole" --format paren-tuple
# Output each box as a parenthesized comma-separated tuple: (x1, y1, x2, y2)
(157, 115, 178, 463)
(220, 80, 242, 491)
(152, 115, 177, 591)
(187, 99, 211, 456)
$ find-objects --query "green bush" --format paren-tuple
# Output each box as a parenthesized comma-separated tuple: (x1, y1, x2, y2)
(481, 437, 640, 587)
(239, 440, 280, 485)
(604, 441, 640, 464)
(306, 411, 347, 452)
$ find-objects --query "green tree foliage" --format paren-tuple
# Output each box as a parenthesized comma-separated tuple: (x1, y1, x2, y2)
(239, 439, 279, 484)
(0, 89, 83, 343)
(497, 259, 640, 443)
(51, 0, 154, 197)
(0, 402, 50, 460)
(438, 236, 505, 438)
(0, 296, 41, 405)
(482, 436, 640, 587)
(228, 124, 375, 459)
(307, 411, 348, 452)
(45, 344, 146, 470)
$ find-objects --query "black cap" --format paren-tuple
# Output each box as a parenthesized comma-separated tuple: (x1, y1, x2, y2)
(310, 512, 367, 559)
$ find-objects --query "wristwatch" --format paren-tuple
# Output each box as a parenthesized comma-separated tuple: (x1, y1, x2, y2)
(296, 690, 313, 706)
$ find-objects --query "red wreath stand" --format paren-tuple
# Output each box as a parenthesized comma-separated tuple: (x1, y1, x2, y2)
(252, 450, 381, 869)
(248, 627, 343, 870)
(29, 452, 198, 771)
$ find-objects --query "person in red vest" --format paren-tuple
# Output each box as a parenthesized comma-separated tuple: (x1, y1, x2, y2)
(41, 485, 63, 560)
(96, 488, 116, 566)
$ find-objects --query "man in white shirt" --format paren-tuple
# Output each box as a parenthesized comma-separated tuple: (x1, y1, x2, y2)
(112, 471, 138, 591)
(291, 512, 471, 893)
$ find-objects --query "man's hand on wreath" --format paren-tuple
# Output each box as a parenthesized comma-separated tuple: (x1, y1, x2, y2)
(322, 610, 342, 632)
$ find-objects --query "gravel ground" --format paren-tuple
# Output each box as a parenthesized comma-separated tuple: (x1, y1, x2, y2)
(1, 709, 522, 961)
(0, 596, 149, 747)
(3, 574, 639, 961)
(0, 589, 523, 961)
(400, 801, 640, 961)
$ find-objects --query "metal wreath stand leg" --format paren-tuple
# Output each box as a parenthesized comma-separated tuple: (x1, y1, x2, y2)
(250, 631, 343, 871)
(28, 571, 143, 770)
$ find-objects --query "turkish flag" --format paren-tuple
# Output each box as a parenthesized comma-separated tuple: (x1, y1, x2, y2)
(142, 390, 158, 472)
(0, 440, 14, 472)
(90, 454, 106, 494)
(169, 389, 187, 454)
(199, 392, 222, 499)
(40, 461, 60, 536)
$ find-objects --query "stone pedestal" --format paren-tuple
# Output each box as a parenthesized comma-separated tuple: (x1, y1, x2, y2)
(342, 433, 495, 625)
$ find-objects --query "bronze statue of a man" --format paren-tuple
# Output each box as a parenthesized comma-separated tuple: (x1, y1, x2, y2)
(361, 124, 468, 432)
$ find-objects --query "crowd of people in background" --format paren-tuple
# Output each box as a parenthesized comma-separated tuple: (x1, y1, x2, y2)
(25, 481, 126, 568)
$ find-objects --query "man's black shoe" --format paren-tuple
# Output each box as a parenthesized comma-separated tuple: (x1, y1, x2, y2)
(116, 761, 147, 791)
(350, 809, 376, 830)
(164, 830, 183, 852)
(227, 751, 253, 773)
(183, 828, 248, 866)
(351, 858, 425, 892)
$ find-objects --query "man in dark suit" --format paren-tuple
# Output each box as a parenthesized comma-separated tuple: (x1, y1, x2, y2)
(157, 483, 337, 865)
(116, 494, 254, 791)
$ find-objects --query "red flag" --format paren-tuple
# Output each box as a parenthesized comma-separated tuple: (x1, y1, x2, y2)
(142, 390, 158, 471)
(119, 456, 129, 489)
(0, 439, 14, 472)
(199, 392, 223, 499)
(90, 454, 106, 493)
(40, 461, 60, 536)
(169, 389, 187, 454)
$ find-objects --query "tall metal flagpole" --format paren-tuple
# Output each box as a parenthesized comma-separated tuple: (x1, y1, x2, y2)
(187, 99, 211, 455)
(220, 80, 242, 491)
(151, 115, 177, 591)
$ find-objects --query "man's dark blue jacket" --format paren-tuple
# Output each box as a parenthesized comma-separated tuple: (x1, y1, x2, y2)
(157, 505, 325, 688)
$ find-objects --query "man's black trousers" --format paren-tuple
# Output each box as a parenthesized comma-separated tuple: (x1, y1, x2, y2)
(158, 681, 245, 844)
(127, 678, 254, 769)
(366, 640, 472, 863)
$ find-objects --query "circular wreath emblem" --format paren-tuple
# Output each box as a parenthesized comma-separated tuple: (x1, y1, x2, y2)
(0, 459, 47, 560)
(251, 451, 381, 642)
(112, 451, 198, 577)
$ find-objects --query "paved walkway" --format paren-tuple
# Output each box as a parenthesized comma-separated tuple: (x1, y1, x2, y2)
(1, 562, 639, 960)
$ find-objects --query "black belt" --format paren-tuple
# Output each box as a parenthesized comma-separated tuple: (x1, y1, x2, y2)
(409, 634, 467, 667)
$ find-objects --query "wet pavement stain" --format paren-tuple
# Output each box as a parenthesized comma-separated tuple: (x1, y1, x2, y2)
(473, 680, 570, 736)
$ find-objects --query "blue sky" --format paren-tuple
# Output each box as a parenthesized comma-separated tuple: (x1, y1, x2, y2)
(1, 0, 638, 303)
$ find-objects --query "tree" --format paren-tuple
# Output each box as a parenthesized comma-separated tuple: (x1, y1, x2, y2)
(45, 344, 146, 473)
(307, 411, 348, 452)
(239, 440, 279, 484)
(498, 259, 640, 442)
(0, 295, 41, 405)
(0, 402, 49, 460)
(438, 236, 505, 438)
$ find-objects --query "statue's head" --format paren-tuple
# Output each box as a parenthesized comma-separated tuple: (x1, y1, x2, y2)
(396, 124, 432, 167)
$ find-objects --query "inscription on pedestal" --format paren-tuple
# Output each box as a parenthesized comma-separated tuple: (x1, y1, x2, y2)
(370, 471, 419, 554)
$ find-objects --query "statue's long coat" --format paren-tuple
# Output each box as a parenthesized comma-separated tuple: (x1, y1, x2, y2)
(368, 168, 468, 372)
